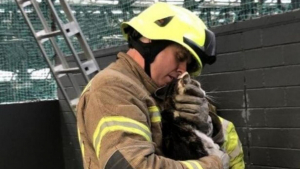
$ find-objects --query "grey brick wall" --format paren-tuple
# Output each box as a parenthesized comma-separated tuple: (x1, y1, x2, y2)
(58, 9, 300, 169)
(202, 9, 300, 169)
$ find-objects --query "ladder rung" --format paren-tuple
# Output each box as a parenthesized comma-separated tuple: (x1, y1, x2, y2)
(17, 0, 31, 7)
(15, 0, 101, 117)
(57, 74, 66, 78)
(36, 30, 62, 41)
(82, 60, 98, 75)
(54, 65, 80, 74)
(63, 21, 80, 37)
(71, 98, 79, 108)
(56, 67, 80, 74)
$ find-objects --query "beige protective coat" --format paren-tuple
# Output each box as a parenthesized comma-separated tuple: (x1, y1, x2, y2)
(77, 52, 223, 169)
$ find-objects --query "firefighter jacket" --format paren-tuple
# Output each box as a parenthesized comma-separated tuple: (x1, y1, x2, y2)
(77, 52, 243, 169)
(209, 104, 245, 169)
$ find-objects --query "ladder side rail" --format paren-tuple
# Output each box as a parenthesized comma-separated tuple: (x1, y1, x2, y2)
(30, 0, 82, 100)
(68, 73, 83, 99)
(32, 0, 86, 98)
(15, 0, 75, 115)
(46, 0, 91, 83)
(30, 0, 70, 69)
(58, 0, 101, 71)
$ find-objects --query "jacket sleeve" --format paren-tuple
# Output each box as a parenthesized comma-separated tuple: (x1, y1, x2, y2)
(219, 117, 245, 169)
(77, 84, 222, 169)
(208, 103, 245, 169)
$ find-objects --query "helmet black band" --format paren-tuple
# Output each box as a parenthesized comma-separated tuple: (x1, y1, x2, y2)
(128, 34, 171, 77)
(183, 29, 217, 66)
(203, 29, 216, 60)
(122, 2, 217, 76)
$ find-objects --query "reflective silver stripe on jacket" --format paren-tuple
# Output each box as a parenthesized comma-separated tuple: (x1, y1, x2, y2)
(93, 116, 152, 158)
(148, 106, 162, 123)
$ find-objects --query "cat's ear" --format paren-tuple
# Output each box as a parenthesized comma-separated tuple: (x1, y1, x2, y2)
(180, 72, 191, 85)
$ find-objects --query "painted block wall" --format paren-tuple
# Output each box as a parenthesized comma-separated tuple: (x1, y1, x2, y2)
(59, 10, 300, 169)
(201, 9, 300, 169)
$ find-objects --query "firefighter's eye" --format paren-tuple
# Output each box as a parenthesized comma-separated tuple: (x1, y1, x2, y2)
(176, 53, 188, 62)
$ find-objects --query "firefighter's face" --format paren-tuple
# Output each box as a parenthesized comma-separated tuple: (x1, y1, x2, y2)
(151, 44, 189, 87)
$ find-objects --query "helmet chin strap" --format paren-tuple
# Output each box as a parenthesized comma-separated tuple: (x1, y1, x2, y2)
(128, 37, 171, 78)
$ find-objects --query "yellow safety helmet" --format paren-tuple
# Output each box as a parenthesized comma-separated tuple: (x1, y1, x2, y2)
(121, 2, 216, 76)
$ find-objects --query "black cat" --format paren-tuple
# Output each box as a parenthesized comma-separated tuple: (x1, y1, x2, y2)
(161, 72, 219, 160)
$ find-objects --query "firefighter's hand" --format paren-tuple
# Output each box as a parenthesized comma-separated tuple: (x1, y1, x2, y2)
(173, 78, 210, 132)
(208, 148, 230, 169)
(197, 155, 223, 169)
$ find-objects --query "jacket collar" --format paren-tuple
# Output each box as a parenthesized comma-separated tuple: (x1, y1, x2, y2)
(112, 52, 159, 94)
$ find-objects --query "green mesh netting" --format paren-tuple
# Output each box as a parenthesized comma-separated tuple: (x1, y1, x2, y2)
(0, 0, 299, 104)
(0, 0, 56, 103)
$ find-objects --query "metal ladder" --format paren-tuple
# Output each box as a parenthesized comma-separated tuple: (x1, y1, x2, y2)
(15, 0, 100, 116)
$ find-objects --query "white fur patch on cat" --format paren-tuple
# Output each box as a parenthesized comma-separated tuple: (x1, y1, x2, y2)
(177, 72, 188, 95)
(193, 130, 220, 155)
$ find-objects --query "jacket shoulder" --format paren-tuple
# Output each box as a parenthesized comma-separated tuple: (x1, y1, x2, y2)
(90, 68, 147, 98)
(93, 68, 137, 88)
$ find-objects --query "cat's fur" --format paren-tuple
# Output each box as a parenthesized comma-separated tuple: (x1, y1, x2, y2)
(161, 72, 219, 160)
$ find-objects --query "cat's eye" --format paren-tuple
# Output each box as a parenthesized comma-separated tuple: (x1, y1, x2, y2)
(176, 54, 186, 62)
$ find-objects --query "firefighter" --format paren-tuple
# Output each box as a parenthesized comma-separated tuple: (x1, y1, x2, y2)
(77, 2, 244, 169)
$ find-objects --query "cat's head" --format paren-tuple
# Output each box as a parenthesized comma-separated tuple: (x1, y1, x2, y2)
(164, 72, 206, 109)
(176, 72, 206, 97)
